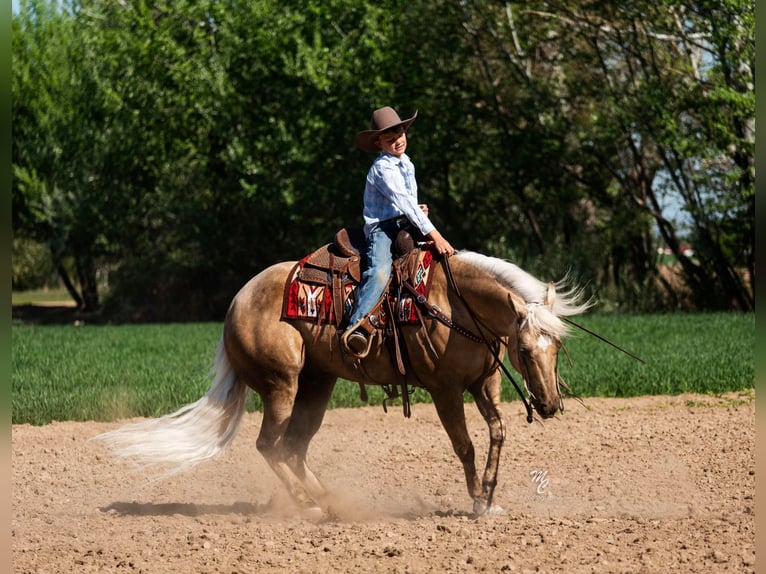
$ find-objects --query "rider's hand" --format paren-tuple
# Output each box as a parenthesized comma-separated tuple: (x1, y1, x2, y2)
(427, 230, 455, 257)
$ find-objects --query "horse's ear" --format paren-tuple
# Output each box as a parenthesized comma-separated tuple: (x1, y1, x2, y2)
(508, 292, 527, 319)
(544, 282, 556, 308)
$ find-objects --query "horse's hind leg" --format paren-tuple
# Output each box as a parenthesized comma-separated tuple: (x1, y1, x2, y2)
(254, 373, 336, 514)
(468, 370, 506, 515)
(255, 381, 322, 512)
(282, 372, 336, 501)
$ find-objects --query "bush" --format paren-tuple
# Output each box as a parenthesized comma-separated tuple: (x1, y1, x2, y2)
(12, 237, 55, 291)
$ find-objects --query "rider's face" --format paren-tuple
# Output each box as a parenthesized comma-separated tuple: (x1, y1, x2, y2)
(376, 128, 407, 157)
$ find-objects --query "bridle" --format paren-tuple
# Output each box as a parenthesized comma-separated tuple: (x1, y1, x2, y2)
(406, 254, 645, 424)
(443, 255, 645, 405)
(404, 256, 541, 424)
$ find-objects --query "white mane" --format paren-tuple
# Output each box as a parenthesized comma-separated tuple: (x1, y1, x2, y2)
(454, 251, 592, 337)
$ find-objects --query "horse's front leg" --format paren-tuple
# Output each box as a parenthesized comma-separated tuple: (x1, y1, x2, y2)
(430, 387, 482, 511)
(469, 371, 506, 515)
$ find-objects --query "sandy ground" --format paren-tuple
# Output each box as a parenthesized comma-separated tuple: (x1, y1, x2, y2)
(12, 391, 754, 573)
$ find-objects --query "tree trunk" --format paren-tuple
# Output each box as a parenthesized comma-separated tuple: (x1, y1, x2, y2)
(75, 256, 100, 311)
(57, 263, 83, 309)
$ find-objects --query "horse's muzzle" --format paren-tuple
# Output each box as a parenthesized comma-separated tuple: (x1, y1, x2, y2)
(532, 398, 560, 419)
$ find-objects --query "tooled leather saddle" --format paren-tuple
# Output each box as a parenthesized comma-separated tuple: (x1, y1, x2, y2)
(281, 227, 431, 330)
(282, 227, 441, 417)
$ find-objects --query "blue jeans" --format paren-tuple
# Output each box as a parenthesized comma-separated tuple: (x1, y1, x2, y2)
(347, 218, 410, 329)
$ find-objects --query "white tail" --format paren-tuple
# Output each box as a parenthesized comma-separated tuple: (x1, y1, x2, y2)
(93, 338, 248, 479)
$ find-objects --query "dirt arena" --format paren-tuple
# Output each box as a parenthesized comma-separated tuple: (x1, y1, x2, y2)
(12, 391, 754, 573)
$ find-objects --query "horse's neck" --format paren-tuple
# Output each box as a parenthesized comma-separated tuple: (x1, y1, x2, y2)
(443, 259, 521, 337)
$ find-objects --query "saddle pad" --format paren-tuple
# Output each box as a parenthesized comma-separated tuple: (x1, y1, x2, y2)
(281, 257, 355, 324)
(282, 247, 437, 326)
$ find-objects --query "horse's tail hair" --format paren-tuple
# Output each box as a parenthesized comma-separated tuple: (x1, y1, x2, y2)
(93, 338, 248, 480)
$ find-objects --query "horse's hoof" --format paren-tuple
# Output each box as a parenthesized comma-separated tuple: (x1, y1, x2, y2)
(473, 500, 505, 516)
(486, 504, 505, 515)
(300, 504, 324, 521)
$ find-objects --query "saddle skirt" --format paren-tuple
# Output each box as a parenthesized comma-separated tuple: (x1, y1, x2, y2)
(281, 228, 437, 329)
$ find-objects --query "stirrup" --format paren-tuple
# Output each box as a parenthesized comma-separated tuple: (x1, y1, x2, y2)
(340, 322, 373, 359)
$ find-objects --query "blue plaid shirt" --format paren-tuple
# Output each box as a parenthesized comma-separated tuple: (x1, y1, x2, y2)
(361, 152, 436, 238)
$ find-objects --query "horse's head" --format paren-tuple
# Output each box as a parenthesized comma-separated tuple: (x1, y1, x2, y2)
(451, 251, 592, 420)
(507, 283, 566, 419)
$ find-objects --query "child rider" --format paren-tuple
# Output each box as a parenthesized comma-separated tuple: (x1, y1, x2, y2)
(341, 106, 455, 358)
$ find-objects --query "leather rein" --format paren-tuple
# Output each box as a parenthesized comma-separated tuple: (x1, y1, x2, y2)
(403, 256, 536, 424)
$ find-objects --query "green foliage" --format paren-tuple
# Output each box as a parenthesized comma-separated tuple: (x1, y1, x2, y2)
(12, 237, 54, 290)
(12, 0, 754, 317)
(11, 313, 754, 425)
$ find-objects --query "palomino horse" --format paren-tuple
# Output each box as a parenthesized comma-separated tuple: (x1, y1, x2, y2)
(96, 250, 590, 516)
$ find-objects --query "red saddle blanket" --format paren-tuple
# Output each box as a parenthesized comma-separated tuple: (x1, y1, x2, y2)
(282, 247, 437, 327)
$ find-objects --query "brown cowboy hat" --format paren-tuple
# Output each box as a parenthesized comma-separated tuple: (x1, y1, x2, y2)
(355, 106, 418, 153)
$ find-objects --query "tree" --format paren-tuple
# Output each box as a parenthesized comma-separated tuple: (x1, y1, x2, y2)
(13, 0, 753, 318)
(553, 0, 753, 310)
(13, 0, 411, 319)
(424, 0, 753, 310)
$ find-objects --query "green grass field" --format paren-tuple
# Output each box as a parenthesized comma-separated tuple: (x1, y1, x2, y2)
(11, 313, 754, 425)
(12, 286, 76, 305)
